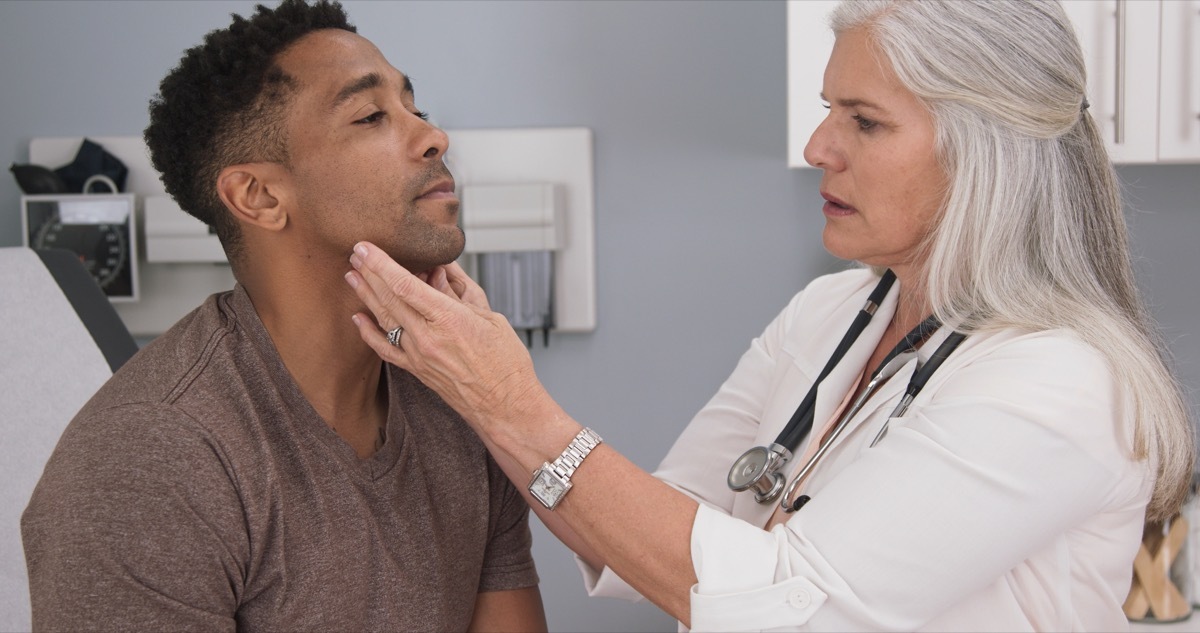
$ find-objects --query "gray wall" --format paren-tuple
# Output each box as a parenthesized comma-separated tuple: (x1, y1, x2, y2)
(1, 2, 1196, 632)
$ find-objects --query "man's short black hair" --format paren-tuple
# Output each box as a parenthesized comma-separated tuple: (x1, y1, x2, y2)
(144, 0, 355, 261)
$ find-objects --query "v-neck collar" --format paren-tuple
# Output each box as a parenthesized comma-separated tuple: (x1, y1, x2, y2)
(226, 285, 407, 481)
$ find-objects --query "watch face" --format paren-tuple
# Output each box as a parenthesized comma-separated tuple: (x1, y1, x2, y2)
(529, 466, 570, 510)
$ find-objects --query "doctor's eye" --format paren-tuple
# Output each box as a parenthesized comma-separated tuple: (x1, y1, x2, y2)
(852, 114, 877, 131)
(410, 109, 430, 121)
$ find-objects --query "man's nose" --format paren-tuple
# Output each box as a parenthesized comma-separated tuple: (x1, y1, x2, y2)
(418, 124, 450, 160)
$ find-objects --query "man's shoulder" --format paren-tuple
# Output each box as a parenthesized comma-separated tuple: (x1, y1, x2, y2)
(75, 290, 254, 433)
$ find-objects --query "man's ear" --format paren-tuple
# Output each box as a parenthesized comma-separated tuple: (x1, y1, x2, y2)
(216, 164, 289, 232)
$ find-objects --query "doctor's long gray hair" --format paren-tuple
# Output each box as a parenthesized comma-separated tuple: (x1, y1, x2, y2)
(829, 0, 1193, 520)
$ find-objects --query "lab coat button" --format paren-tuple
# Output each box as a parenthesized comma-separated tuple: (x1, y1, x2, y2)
(787, 588, 812, 609)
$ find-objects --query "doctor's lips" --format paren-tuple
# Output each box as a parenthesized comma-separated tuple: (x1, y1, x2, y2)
(821, 192, 856, 214)
(417, 178, 457, 201)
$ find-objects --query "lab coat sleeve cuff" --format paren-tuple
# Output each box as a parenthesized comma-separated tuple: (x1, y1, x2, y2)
(689, 504, 828, 631)
(575, 553, 646, 602)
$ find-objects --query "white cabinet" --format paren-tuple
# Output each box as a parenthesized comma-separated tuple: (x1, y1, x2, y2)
(1063, 0, 1200, 164)
(787, 0, 1200, 167)
(1158, 0, 1200, 161)
(1062, 0, 1161, 163)
(786, 0, 838, 169)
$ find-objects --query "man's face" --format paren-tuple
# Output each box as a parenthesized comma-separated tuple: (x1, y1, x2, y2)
(274, 29, 463, 273)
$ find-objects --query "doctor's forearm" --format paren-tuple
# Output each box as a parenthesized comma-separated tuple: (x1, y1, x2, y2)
(476, 432, 606, 571)
(483, 398, 700, 626)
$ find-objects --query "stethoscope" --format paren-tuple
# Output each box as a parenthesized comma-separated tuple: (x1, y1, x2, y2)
(727, 270, 968, 514)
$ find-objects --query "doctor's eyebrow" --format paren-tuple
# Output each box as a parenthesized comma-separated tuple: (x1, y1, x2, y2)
(329, 72, 414, 111)
(820, 92, 884, 111)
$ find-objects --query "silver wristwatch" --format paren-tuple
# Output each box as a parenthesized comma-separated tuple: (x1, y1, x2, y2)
(528, 427, 603, 510)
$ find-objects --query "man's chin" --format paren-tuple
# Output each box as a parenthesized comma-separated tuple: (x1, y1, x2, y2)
(388, 227, 466, 274)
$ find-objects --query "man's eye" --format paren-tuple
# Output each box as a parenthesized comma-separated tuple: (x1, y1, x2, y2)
(852, 115, 877, 131)
(355, 111, 386, 125)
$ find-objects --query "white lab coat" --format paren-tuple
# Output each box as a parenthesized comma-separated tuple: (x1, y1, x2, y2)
(580, 268, 1151, 632)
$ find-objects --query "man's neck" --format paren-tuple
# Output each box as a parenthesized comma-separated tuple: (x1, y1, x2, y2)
(242, 260, 390, 458)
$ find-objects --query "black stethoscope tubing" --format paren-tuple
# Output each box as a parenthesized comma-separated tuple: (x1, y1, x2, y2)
(776, 270, 898, 450)
(726, 269, 968, 511)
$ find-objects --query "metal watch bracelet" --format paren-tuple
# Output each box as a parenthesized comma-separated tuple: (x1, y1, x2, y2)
(528, 427, 603, 510)
(549, 427, 602, 479)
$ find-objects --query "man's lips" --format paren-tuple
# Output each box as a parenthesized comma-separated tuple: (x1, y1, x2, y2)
(417, 179, 457, 201)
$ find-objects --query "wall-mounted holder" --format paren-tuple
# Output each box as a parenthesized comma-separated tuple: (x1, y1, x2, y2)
(143, 196, 226, 264)
(463, 183, 563, 345)
(449, 128, 596, 337)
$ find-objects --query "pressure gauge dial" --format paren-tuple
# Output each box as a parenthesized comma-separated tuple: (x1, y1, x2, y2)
(34, 220, 128, 290)
(22, 194, 139, 301)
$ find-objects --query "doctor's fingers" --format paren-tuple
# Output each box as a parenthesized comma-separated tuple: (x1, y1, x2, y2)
(440, 261, 490, 311)
(350, 310, 414, 371)
(348, 242, 459, 325)
(343, 263, 424, 342)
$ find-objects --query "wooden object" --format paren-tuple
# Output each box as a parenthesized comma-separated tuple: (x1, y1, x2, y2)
(1125, 516, 1192, 622)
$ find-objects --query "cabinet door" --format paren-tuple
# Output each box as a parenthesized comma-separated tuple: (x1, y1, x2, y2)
(787, 0, 839, 169)
(1062, 0, 1161, 164)
(1158, 0, 1200, 161)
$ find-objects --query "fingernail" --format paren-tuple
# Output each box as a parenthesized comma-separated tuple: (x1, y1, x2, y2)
(351, 314, 361, 326)
(354, 243, 368, 258)
(344, 271, 359, 288)
(349, 254, 362, 269)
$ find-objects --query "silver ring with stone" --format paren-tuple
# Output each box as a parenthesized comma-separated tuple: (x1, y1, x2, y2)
(387, 326, 404, 347)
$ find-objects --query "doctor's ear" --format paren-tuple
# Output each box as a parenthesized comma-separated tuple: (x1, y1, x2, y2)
(216, 163, 290, 231)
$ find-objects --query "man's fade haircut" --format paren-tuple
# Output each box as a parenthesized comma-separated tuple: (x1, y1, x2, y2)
(144, 0, 355, 262)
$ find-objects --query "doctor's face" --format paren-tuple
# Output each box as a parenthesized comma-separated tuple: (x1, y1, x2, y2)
(803, 28, 947, 278)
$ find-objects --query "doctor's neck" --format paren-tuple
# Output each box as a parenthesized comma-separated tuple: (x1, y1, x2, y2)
(891, 271, 933, 332)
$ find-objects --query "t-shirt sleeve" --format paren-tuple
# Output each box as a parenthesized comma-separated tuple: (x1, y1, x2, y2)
(21, 402, 247, 631)
(477, 453, 539, 592)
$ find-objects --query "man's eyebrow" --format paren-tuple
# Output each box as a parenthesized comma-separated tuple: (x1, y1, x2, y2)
(330, 73, 416, 111)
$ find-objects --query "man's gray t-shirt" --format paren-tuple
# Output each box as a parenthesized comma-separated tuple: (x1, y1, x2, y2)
(22, 286, 537, 631)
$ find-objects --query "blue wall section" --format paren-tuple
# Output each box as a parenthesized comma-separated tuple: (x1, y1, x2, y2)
(2, 2, 1197, 631)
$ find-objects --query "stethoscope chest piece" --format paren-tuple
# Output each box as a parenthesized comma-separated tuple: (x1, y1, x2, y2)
(727, 443, 792, 503)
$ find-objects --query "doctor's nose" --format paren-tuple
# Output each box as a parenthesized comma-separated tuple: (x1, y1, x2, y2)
(803, 116, 842, 171)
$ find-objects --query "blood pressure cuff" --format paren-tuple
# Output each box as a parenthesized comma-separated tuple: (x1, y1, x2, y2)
(54, 138, 128, 193)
